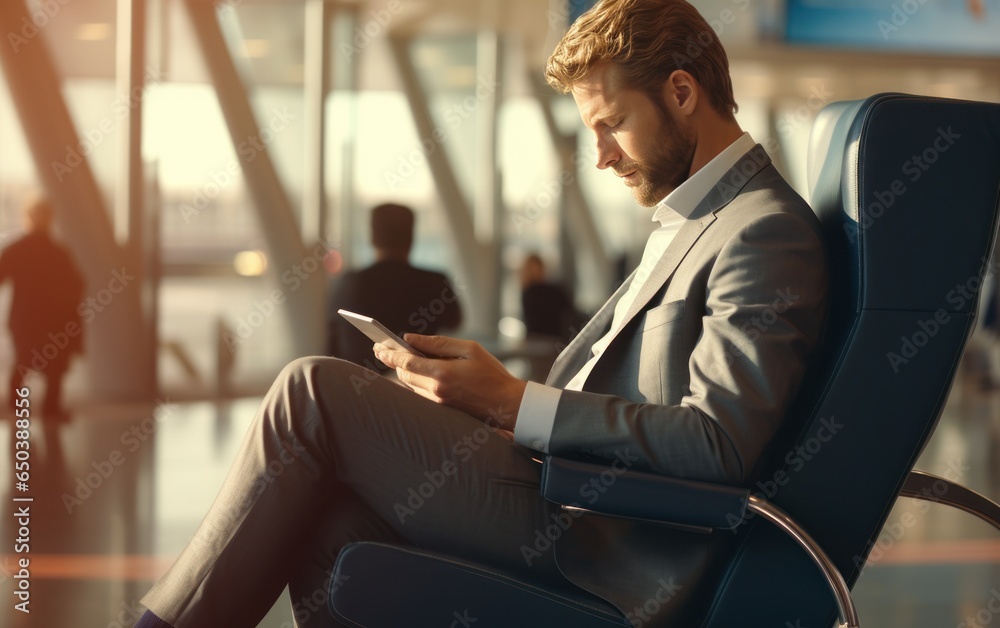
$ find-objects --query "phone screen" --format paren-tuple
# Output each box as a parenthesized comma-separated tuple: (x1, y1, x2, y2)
(337, 309, 426, 357)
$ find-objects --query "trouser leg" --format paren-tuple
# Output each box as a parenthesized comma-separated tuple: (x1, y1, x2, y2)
(142, 357, 565, 628)
(286, 490, 404, 628)
(42, 356, 69, 421)
(41, 360, 68, 416)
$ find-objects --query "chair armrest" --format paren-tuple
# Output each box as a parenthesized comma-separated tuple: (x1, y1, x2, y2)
(901, 470, 1000, 531)
(539, 456, 750, 530)
(540, 457, 859, 628)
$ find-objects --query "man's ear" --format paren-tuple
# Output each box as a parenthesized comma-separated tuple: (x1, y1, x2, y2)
(662, 70, 698, 116)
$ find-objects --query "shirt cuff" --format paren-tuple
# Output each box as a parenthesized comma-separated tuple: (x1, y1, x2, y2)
(513, 381, 562, 454)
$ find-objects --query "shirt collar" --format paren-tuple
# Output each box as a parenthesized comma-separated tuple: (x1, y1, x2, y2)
(651, 132, 756, 226)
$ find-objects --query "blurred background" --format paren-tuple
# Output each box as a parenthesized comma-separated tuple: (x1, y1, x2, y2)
(0, 0, 997, 626)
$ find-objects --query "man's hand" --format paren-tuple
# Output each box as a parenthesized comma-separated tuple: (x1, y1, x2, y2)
(373, 334, 526, 429)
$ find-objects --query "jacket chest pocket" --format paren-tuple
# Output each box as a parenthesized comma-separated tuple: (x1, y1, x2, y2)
(642, 300, 686, 332)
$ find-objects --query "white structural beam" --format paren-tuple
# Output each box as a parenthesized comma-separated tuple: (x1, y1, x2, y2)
(183, 0, 325, 359)
(388, 36, 497, 337)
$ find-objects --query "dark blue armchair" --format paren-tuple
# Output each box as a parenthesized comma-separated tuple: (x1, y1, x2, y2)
(327, 93, 1000, 627)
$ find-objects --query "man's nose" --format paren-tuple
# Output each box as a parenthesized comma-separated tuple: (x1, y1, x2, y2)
(595, 135, 619, 170)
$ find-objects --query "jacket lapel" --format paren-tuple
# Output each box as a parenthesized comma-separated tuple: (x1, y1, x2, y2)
(616, 213, 715, 328)
(543, 145, 773, 389)
(545, 269, 636, 387)
(614, 145, 772, 339)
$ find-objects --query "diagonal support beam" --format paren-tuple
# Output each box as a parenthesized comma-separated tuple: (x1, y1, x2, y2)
(183, 0, 323, 358)
(0, 0, 153, 400)
(388, 36, 495, 336)
(0, 2, 119, 270)
(531, 73, 612, 295)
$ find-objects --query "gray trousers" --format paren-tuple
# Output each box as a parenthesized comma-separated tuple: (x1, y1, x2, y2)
(141, 357, 569, 627)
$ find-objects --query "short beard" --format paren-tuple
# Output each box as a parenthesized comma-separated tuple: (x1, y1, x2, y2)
(631, 106, 696, 207)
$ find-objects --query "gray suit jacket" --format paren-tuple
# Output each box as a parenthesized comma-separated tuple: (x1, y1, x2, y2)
(545, 145, 829, 625)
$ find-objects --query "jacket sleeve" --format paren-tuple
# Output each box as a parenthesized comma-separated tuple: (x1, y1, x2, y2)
(546, 211, 829, 485)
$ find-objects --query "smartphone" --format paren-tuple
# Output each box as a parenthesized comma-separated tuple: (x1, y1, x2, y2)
(337, 309, 427, 357)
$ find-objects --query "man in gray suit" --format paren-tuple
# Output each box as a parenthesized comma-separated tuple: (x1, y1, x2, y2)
(138, 1, 828, 626)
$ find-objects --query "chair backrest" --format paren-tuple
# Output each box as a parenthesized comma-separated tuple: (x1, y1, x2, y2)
(702, 93, 1000, 627)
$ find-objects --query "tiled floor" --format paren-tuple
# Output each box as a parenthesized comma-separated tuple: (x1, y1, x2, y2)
(0, 364, 997, 627)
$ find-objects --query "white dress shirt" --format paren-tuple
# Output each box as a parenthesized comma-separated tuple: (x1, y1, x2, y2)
(513, 133, 756, 453)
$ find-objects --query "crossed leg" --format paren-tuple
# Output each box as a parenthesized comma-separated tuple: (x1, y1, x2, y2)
(141, 357, 568, 627)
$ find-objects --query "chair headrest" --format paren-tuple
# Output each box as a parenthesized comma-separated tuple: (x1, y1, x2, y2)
(807, 93, 1000, 313)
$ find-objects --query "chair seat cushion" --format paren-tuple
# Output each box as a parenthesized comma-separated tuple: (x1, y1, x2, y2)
(330, 542, 631, 627)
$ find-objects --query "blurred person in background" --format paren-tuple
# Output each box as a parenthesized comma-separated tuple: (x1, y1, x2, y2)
(520, 252, 585, 344)
(0, 197, 84, 422)
(325, 203, 462, 370)
(520, 252, 587, 381)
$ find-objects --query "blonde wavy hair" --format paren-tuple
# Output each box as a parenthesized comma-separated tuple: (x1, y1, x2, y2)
(545, 0, 738, 118)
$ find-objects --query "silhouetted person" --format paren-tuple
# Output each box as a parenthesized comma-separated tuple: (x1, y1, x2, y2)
(0, 198, 84, 421)
(519, 253, 585, 382)
(326, 203, 462, 369)
(520, 253, 584, 344)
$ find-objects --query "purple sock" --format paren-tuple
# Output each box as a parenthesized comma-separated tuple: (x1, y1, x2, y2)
(135, 610, 174, 628)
